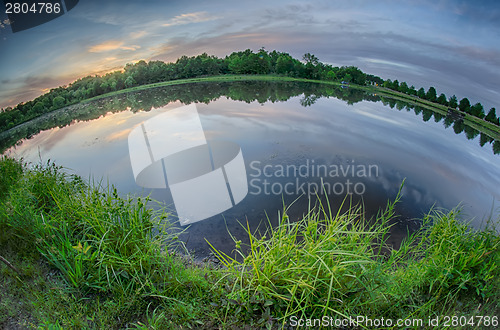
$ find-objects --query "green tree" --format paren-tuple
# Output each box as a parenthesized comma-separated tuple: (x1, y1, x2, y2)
(485, 108, 499, 125)
(398, 81, 409, 94)
(326, 70, 336, 81)
(342, 73, 352, 83)
(228, 55, 244, 74)
(437, 93, 448, 105)
(292, 60, 305, 78)
(448, 95, 458, 108)
(408, 85, 417, 96)
(52, 96, 65, 109)
(391, 79, 399, 90)
(124, 76, 137, 88)
(426, 87, 437, 102)
(338, 66, 366, 85)
(417, 87, 426, 98)
(32, 102, 44, 114)
(256, 49, 272, 74)
(459, 98, 471, 113)
(470, 103, 485, 118)
(302, 53, 319, 66)
(366, 74, 383, 85)
(100, 81, 110, 93)
(275, 54, 294, 75)
(109, 79, 117, 91)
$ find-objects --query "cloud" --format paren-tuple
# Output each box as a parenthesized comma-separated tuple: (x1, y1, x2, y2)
(2, 0, 499, 112)
(88, 40, 140, 53)
(120, 45, 141, 51)
(0, 75, 70, 108)
(88, 40, 124, 52)
(449, 0, 500, 26)
(130, 30, 147, 39)
(258, 3, 317, 26)
(149, 44, 175, 57)
(360, 58, 417, 70)
(147, 24, 500, 109)
(106, 128, 132, 142)
(163, 12, 218, 27)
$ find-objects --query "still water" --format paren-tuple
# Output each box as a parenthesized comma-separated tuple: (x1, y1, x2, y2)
(3, 82, 499, 257)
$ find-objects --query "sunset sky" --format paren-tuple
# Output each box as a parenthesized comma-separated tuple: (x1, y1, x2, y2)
(0, 0, 499, 109)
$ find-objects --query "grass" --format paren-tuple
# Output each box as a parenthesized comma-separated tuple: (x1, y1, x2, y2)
(209, 190, 500, 328)
(0, 156, 225, 328)
(0, 156, 499, 328)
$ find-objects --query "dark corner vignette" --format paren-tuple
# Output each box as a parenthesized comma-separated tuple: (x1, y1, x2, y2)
(2, 0, 79, 32)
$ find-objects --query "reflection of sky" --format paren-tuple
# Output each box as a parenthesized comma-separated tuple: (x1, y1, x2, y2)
(1, 0, 499, 109)
(7, 95, 500, 229)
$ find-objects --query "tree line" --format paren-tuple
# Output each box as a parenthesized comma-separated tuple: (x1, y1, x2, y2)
(0, 48, 498, 132)
(0, 81, 377, 152)
(381, 79, 499, 127)
(379, 96, 500, 154)
(2, 81, 497, 155)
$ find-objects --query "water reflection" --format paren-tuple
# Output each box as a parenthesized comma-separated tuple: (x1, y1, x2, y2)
(2, 81, 498, 155)
(2, 81, 500, 257)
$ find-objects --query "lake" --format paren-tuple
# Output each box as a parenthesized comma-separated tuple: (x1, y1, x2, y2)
(2, 81, 499, 257)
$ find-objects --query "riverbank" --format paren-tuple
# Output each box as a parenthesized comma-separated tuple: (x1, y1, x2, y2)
(0, 157, 499, 328)
(3, 75, 500, 137)
(373, 86, 500, 141)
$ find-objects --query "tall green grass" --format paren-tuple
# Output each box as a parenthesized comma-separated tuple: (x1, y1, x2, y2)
(0, 157, 221, 328)
(2, 160, 180, 293)
(209, 189, 500, 327)
(1, 156, 498, 328)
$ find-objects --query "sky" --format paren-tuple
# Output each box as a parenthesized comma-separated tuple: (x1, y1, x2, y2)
(0, 0, 499, 110)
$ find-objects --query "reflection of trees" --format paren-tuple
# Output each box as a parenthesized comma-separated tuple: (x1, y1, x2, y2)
(453, 120, 465, 134)
(464, 125, 479, 140)
(433, 112, 444, 123)
(396, 101, 406, 111)
(380, 95, 499, 154)
(480, 133, 494, 147)
(300, 95, 320, 107)
(422, 109, 433, 122)
(1, 81, 375, 152)
(494, 140, 500, 154)
(443, 115, 454, 128)
(1, 81, 499, 155)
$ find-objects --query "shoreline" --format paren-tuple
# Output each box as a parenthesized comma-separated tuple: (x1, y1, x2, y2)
(2, 75, 499, 138)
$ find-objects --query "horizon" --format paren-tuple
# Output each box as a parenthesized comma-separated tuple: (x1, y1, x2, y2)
(1, 0, 500, 110)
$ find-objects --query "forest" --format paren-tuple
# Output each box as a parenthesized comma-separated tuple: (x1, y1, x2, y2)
(1, 80, 498, 155)
(0, 48, 498, 132)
